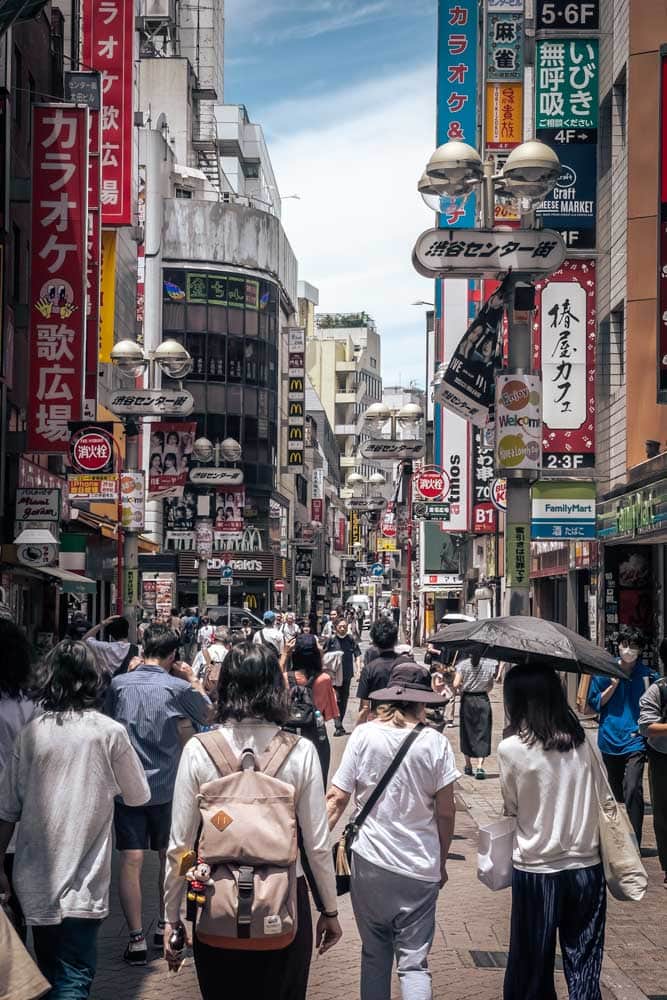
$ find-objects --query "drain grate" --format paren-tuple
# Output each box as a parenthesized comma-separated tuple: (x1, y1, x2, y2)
(470, 951, 563, 972)
(647, 996, 667, 999)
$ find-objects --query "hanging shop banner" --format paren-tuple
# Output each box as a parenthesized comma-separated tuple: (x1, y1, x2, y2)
(295, 547, 313, 578)
(27, 105, 89, 453)
(533, 259, 596, 468)
(495, 373, 542, 473)
(659, 51, 667, 402)
(15, 488, 61, 524)
(535, 141, 597, 250)
(214, 489, 245, 535)
(531, 481, 596, 540)
(287, 327, 305, 469)
(485, 83, 523, 150)
(82, 0, 134, 226)
(68, 421, 115, 474)
(506, 523, 530, 588)
(335, 513, 346, 552)
(440, 280, 471, 532)
(472, 426, 498, 534)
(121, 472, 145, 532)
(148, 422, 196, 497)
(65, 73, 102, 418)
(164, 488, 197, 532)
(486, 12, 523, 82)
(436, 275, 510, 426)
(535, 39, 598, 131)
(311, 468, 324, 523)
(67, 473, 118, 501)
(99, 230, 116, 363)
(436, 0, 479, 227)
(535, 0, 599, 31)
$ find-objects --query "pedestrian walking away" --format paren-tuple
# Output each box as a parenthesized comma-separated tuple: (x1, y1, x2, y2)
(498, 664, 606, 1000)
(0, 640, 149, 999)
(280, 632, 341, 784)
(453, 650, 497, 778)
(82, 614, 139, 677)
(104, 624, 211, 966)
(253, 610, 285, 655)
(587, 626, 657, 846)
(164, 642, 342, 999)
(356, 618, 414, 725)
(639, 646, 667, 886)
(327, 662, 458, 1000)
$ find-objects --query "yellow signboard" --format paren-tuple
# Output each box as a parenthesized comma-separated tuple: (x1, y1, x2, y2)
(485, 83, 523, 151)
(99, 230, 117, 363)
(377, 538, 398, 553)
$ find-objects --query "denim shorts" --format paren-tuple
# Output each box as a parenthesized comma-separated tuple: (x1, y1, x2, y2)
(114, 800, 172, 851)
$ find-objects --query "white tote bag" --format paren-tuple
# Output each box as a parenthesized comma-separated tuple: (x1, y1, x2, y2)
(477, 816, 516, 891)
(589, 743, 648, 902)
(322, 649, 343, 687)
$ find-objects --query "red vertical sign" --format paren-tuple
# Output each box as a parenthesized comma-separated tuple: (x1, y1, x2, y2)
(85, 109, 102, 415)
(659, 52, 667, 402)
(28, 105, 88, 452)
(82, 0, 134, 226)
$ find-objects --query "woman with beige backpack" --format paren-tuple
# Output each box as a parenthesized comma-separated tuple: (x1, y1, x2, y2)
(163, 642, 341, 998)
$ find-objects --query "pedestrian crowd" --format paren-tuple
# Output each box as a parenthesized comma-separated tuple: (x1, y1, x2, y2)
(0, 610, 664, 1000)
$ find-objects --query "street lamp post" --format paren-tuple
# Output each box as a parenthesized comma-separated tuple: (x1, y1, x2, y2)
(110, 338, 193, 640)
(419, 139, 562, 616)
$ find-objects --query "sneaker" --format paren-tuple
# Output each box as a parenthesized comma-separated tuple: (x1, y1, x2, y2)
(476, 768, 486, 780)
(333, 726, 347, 737)
(153, 922, 167, 950)
(464, 765, 474, 777)
(446, 721, 455, 728)
(124, 938, 148, 966)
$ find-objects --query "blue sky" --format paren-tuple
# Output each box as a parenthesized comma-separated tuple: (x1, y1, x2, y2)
(224, 0, 440, 387)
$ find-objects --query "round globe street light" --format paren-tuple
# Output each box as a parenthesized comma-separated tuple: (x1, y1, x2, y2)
(418, 171, 457, 213)
(363, 402, 391, 434)
(153, 338, 193, 379)
(220, 437, 242, 463)
(346, 473, 365, 490)
(397, 403, 424, 429)
(425, 140, 484, 191)
(110, 340, 148, 378)
(192, 436, 215, 463)
(500, 140, 561, 200)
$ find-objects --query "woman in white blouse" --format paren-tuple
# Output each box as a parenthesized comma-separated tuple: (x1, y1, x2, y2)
(163, 642, 341, 999)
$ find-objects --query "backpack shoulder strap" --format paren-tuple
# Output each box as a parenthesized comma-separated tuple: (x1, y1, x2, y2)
(258, 730, 300, 778)
(286, 671, 296, 687)
(203, 647, 212, 666)
(195, 730, 239, 777)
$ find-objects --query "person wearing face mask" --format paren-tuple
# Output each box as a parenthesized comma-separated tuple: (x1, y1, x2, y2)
(587, 626, 659, 846)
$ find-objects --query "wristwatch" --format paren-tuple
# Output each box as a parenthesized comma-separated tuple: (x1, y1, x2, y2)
(323, 910, 338, 919)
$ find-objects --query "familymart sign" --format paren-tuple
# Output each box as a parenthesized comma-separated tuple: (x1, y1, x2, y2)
(531, 481, 596, 540)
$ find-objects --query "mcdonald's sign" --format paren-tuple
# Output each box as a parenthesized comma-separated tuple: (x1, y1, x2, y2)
(286, 327, 306, 471)
(244, 593, 258, 610)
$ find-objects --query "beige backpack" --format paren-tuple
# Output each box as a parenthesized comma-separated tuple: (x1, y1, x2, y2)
(193, 729, 300, 950)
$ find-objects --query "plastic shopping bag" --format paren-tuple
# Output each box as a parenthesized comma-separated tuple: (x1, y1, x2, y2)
(477, 817, 516, 891)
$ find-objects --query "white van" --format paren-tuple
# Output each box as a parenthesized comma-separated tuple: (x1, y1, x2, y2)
(347, 594, 371, 627)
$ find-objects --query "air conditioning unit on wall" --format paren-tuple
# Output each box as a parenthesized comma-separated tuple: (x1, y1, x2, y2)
(141, 0, 176, 20)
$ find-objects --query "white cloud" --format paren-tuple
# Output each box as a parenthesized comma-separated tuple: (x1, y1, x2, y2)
(224, 0, 431, 44)
(269, 64, 438, 386)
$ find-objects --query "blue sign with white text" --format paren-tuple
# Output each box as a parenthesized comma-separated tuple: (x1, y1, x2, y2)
(535, 141, 597, 250)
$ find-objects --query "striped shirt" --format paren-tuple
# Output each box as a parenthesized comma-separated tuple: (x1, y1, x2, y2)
(457, 657, 497, 694)
(104, 664, 211, 804)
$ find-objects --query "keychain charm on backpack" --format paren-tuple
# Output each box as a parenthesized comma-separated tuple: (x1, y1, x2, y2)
(185, 860, 214, 920)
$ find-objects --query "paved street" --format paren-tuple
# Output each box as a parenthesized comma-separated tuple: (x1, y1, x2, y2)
(90, 676, 667, 1000)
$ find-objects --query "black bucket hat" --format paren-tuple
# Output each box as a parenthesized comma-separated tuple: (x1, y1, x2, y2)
(369, 662, 447, 705)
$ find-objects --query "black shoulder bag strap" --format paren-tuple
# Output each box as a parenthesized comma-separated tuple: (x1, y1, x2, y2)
(350, 723, 425, 838)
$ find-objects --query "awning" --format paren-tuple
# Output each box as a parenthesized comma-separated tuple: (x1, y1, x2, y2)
(71, 509, 158, 553)
(38, 567, 97, 594)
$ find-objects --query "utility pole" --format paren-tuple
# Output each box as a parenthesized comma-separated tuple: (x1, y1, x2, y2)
(123, 419, 140, 642)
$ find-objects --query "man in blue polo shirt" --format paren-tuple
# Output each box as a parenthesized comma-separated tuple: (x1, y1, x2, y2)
(588, 626, 659, 846)
(105, 624, 211, 966)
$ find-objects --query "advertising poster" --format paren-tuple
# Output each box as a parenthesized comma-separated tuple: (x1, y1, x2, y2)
(82, 0, 134, 225)
(604, 547, 653, 640)
(436, 0, 479, 227)
(533, 260, 596, 468)
(295, 547, 313, 577)
(28, 105, 88, 452)
(495, 374, 542, 473)
(486, 12, 523, 82)
(485, 83, 523, 150)
(472, 426, 497, 534)
(68, 474, 117, 501)
(155, 578, 174, 622)
(535, 143, 597, 250)
(164, 487, 197, 532)
(141, 578, 156, 612)
(149, 422, 195, 497)
(120, 472, 145, 532)
(437, 276, 510, 426)
(423, 522, 462, 574)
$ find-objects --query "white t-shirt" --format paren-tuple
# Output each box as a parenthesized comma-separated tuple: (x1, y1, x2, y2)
(197, 625, 216, 649)
(165, 721, 337, 921)
(497, 734, 601, 874)
(0, 697, 37, 773)
(253, 627, 285, 654)
(0, 710, 150, 924)
(192, 642, 228, 683)
(332, 722, 460, 882)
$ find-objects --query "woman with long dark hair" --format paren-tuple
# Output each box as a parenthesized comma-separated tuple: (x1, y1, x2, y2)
(283, 633, 341, 785)
(498, 665, 605, 1000)
(164, 642, 341, 999)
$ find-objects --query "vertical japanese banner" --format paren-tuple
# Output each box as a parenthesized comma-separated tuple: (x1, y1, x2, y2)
(471, 425, 497, 533)
(659, 48, 667, 402)
(533, 259, 596, 469)
(82, 0, 134, 226)
(28, 105, 89, 453)
(534, 38, 599, 252)
(311, 467, 324, 523)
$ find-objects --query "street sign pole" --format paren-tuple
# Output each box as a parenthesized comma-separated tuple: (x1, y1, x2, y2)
(227, 581, 232, 629)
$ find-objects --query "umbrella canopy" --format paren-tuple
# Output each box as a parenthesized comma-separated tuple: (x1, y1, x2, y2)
(428, 615, 625, 678)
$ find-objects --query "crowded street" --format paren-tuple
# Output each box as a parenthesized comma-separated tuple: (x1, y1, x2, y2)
(4, 0, 667, 999)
